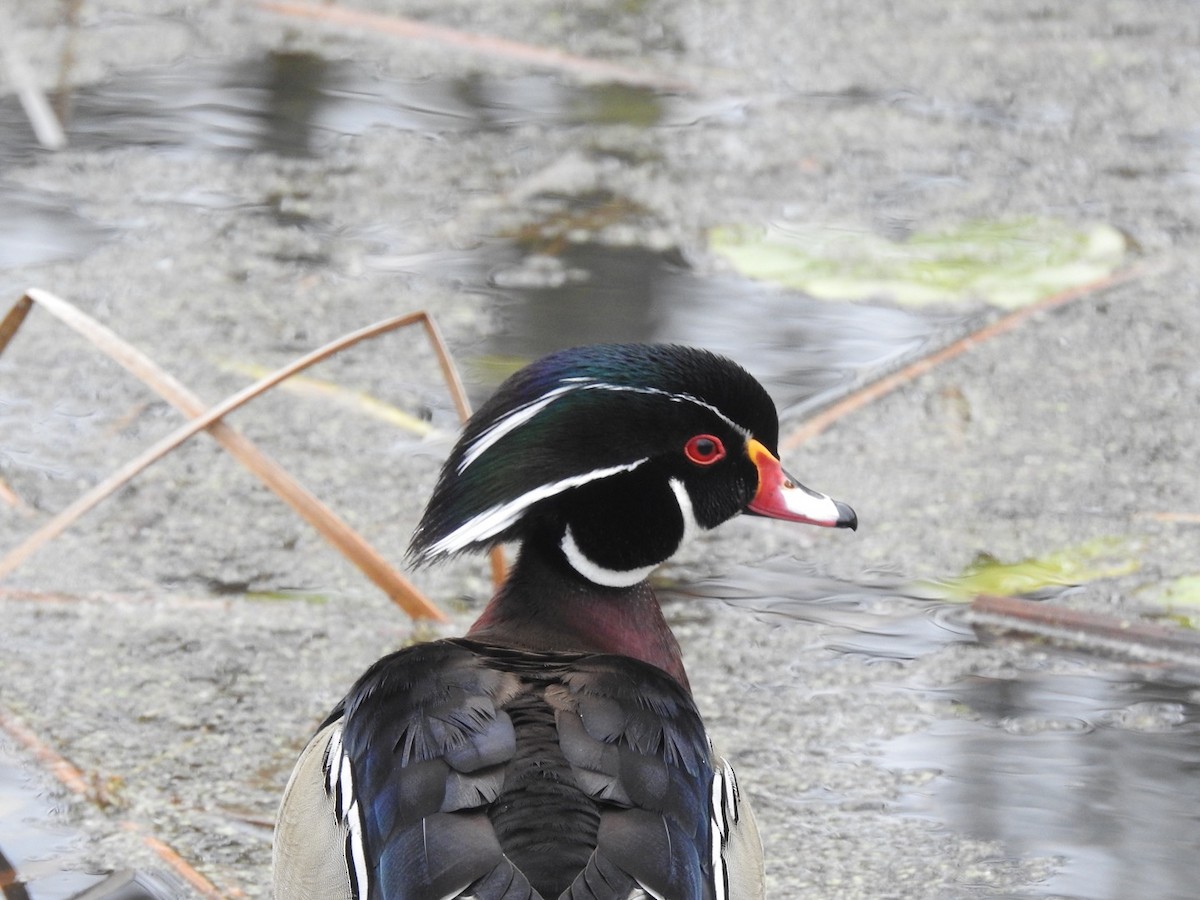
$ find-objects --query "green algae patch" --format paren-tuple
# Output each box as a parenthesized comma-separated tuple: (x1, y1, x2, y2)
(925, 538, 1141, 601)
(1151, 575, 1200, 607)
(1142, 575, 1200, 630)
(708, 218, 1127, 308)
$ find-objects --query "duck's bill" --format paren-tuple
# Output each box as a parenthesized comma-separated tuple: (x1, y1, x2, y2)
(744, 439, 857, 530)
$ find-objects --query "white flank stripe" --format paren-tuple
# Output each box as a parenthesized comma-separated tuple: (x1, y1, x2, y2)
(711, 767, 729, 840)
(711, 763, 740, 900)
(723, 762, 741, 826)
(346, 799, 368, 899)
(323, 723, 370, 898)
(711, 796, 727, 900)
(427, 458, 650, 557)
(323, 726, 342, 798)
(338, 753, 355, 820)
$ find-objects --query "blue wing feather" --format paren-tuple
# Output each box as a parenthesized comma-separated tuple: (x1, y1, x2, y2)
(328, 639, 717, 900)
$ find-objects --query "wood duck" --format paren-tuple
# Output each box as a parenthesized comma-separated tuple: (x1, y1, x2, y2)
(273, 343, 856, 900)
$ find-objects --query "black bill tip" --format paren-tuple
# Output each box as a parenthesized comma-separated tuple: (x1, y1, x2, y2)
(834, 500, 858, 531)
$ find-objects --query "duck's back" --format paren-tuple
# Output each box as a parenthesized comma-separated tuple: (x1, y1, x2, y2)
(273, 638, 760, 900)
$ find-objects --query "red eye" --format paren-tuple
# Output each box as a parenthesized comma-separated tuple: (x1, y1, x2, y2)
(684, 434, 726, 466)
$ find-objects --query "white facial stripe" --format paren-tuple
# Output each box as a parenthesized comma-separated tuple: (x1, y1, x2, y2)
(457, 378, 752, 476)
(560, 526, 659, 588)
(579, 382, 751, 438)
(458, 384, 576, 473)
(427, 458, 650, 557)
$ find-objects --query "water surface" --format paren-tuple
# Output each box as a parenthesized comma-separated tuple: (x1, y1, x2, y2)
(887, 669, 1200, 900)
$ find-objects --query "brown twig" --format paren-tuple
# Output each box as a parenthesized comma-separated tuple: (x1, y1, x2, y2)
(419, 314, 472, 423)
(133, 828, 234, 899)
(414, 313, 506, 587)
(256, 0, 695, 92)
(0, 289, 450, 620)
(1138, 511, 1200, 524)
(0, 293, 33, 352)
(0, 707, 93, 799)
(0, 297, 43, 518)
(968, 594, 1200, 665)
(781, 266, 1141, 451)
(0, 478, 28, 511)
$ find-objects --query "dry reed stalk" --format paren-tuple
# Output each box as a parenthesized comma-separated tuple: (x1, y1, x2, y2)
(256, 0, 694, 92)
(781, 267, 1142, 451)
(0, 289, 481, 620)
(970, 593, 1200, 664)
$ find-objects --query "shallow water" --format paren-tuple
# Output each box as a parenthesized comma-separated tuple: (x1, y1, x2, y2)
(382, 239, 963, 414)
(1, 51, 970, 409)
(3, 42, 1193, 900)
(0, 740, 100, 898)
(887, 669, 1200, 900)
(679, 566, 1200, 900)
(0, 189, 111, 270)
(0, 51, 712, 169)
(0, 51, 718, 275)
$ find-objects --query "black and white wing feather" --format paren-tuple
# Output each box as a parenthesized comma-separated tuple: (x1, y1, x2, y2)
(273, 640, 765, 900)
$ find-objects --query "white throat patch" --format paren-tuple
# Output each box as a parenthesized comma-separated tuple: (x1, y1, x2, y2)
(669, 477, 701, 552)
(560, 527, 659, 588)
(558, 478, 703, 588)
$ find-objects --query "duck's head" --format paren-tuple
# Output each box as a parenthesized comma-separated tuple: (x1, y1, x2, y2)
(410, 343, 856, 588)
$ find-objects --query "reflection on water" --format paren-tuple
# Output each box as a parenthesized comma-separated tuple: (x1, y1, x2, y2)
(0, 49, 967, 408)
(0, 189, 111, 270)
(0, 52, 694, 169)
(0, 740, 181, 898)
(669, 556, 976, 660)
(677, 558, 1200, 899)
(0, 739, 101, 898)
(0, 50, 714, 272)
(411, 240, 967, 413)
(886, 669, 1200, 899)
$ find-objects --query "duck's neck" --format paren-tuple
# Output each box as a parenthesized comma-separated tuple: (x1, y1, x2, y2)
(466, 541, 690, 692)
